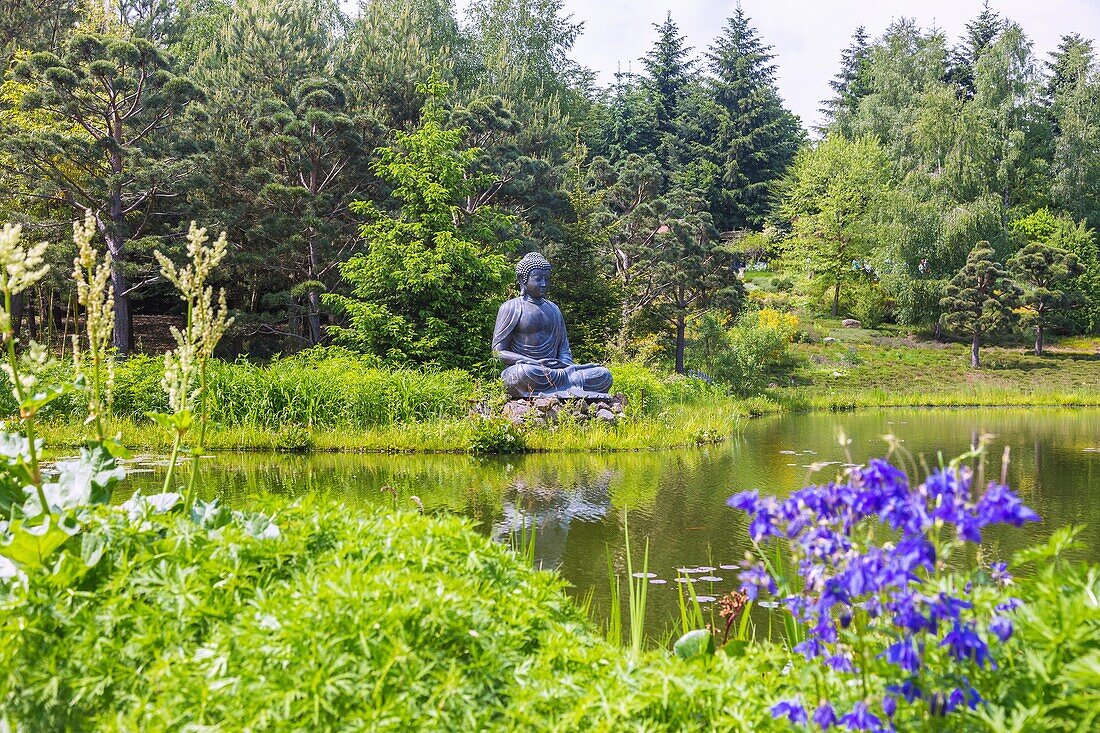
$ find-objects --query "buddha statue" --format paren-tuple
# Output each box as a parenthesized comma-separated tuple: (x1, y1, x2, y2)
(492, 252, 614, 400)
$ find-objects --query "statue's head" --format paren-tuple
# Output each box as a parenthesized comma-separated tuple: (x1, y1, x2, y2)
(515, 252, 551, 300)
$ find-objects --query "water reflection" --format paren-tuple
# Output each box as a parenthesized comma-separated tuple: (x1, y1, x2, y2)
(121, 407, 1100, 637)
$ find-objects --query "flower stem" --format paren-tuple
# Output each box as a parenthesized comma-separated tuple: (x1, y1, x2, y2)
(162, 430, 183, 495)
(4, 290, 46, 513)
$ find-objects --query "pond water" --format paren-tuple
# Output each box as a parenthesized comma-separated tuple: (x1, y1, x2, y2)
(124, 408, 1100, 638)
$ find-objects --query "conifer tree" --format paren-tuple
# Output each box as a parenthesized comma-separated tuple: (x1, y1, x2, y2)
(940, 243, 1020, 368)
(819, 25, 871, 134)
(641, 13, 694, 140)
(1008, 241, 1084, 355)
(703, 6, 802, 230)
(945, 1, 1005, 99)
(4, 24, 200, 352)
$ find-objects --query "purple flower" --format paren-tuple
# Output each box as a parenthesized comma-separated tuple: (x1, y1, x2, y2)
(881, 695, 897, 718)
(989, 562, 1012, 585)
(771, 699, 808, 725)
(886, 679, 922, 703)
(884, 638, 921, 672)
(976, 484, 1040, 526)
(738, 562, 776, 600)
(794, 637, 824, 660)
(989, 615, 1014, 642)
(727, 490, 759, 512)
(996, 598, 1022, 613)
(840, 701, 886, 732)
(813, 702, 837, 730)
(826, 653, 855, 672)
(940, 621, 993, 669)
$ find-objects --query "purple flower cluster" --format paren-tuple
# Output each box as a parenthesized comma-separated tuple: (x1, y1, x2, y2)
(729, 459, 1037, 730)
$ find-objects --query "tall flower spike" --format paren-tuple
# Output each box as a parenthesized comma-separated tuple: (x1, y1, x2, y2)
(0, 223, 49, 299)
(71, 213, 115, 433)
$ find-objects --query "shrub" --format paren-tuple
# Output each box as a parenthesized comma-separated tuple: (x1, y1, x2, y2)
(0, 498, 799, 732)
(608, 362, 715, 416)
(708, 308, 797, 394)
(851, 283, 892, 328)
(469, 417, 527, 454)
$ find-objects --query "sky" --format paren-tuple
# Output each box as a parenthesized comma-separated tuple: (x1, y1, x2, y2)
(444, 0, 1100, 131)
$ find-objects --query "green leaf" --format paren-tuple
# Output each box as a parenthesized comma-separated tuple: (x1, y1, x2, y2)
(673, 629, 714, 661)
(1013, 525, 1084, 566)
(0, 512, 80, 567)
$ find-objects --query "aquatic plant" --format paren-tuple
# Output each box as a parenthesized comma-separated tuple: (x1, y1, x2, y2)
(729, 444, 1038, 730)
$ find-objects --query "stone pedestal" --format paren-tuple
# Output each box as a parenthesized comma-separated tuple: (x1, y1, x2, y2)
(496, 393, 627, 427)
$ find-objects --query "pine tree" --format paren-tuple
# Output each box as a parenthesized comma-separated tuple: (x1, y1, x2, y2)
(703, 6, 803, 231)
(818, 26, 870, 134)
(1008, 242, 1084, 355)
(4, 26, 200, 352)
(939, 243, 1020, 368)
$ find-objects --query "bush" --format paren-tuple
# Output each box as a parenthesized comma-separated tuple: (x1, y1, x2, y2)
(708, 309, 797, 394)
(469, 417, 527, 454)
(851, 283, 892, 329)
(0, 498, 799, 732)
(608, 362, 716, 416)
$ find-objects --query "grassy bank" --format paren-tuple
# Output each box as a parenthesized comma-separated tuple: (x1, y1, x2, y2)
(767, 330, 1100, 411)
(28, 339, 1100, 454)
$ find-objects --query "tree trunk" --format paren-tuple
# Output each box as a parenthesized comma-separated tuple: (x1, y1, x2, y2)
(110, 258, 132, 354)
(10, 293, 23, 338)
(306, 227, 322, 345)
(1034, 325, 1044, 357)
(832, 282, 840, 317)
(971, 332, 981, 369)
(674, 312, 686, 374)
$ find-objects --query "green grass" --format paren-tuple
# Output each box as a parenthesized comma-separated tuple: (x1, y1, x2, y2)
(776, 333, 1100, 409)
(36, 398, 747, 453)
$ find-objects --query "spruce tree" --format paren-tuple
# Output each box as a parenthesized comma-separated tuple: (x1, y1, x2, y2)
(703, 6, 802, 230)
(640, 13, 694, 140)
(819, 25, 870, 134)
(945, 1, 1005, 99)
(939, 243, 1020, 368)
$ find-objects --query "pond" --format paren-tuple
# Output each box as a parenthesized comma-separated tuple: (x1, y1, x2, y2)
(124, 407, 1100, 638)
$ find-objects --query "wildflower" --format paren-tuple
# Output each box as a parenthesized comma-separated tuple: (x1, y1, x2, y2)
(738, 561, 776, 599)
(989, 615, 1014, 642)
(839, 701, 886, 732)
(770, 699, 808, 725)
(883, 638, 921, 673)
(976, 483, 1040, 526)
(989, 561, 1012, 585)
(813, 701, 838, 730)
(881, 695, 897, 718)
(940, 620, 993, 669)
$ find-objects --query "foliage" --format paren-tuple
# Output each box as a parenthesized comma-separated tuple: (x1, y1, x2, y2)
(962, 527, 1100, 733)
(324, 77, 514, 371)
(3, 25, 200, 352)
(1008, 241, 1084, 355)
(851, 283, 891, 329)
(469, 416, 527, 454)
(778, 134, 889, 317)
(1, 495, 803, 732)
(693, 308, 798, 395)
